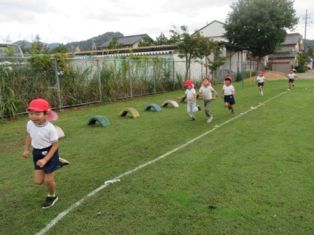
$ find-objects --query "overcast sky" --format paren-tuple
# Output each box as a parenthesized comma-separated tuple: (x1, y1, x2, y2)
(0, 0, 313, 44)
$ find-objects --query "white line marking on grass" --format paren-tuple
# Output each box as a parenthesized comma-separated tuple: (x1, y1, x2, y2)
(36, 91, 287, 235)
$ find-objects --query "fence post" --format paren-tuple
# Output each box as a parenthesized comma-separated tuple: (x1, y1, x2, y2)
(153, 62, 157, 95)
(96, 59, 103, 102)
(53, 59, 62, 111)
(128, 61, 133, 98)
(172, 60, 176, 90)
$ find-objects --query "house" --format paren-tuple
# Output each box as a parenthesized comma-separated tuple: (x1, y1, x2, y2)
(195, 20, 257, 77)
(268, 33, 304, 73)
(99, 34, 152, 49)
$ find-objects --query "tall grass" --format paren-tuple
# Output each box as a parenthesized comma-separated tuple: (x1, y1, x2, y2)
(0, 56, 180, 118)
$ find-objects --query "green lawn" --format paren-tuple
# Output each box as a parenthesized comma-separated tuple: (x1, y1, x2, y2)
(0, 80, 313, 235)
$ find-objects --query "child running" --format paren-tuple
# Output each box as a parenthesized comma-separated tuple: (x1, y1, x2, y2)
(256, 69, 265, 96)
(184, 79, 198, 120)
(199, 77, 217, 123)
(222, 76, 236, 114)
(22, 98, 69, 209)
(288, 68, 297, 90)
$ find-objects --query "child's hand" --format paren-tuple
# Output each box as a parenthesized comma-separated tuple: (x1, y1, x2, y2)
(36, 158, 47, 168)
(22, 150, 30, 158)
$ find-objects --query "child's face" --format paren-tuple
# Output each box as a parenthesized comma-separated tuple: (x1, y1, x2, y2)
(28, 110, 46, 125)
(225, 80, 231, 86)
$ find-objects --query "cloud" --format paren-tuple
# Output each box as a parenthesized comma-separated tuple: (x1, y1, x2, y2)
(0, 0, 52, 22)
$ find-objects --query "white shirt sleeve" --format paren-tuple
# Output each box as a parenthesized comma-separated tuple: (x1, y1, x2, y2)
(49, 124, 59, 143)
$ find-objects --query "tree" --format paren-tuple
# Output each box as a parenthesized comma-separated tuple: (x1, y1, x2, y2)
(296, 52, 310, 72)
(107, 37, 121, 49)
(30, 35, 48, 54)
(50, 44, 68, 54)
(138, 35, 154, 47)
(170, 26, 206, 80)
(224, 0, 298, 68)
(197, 37, 225, 80)
(155, 33, 169, 45)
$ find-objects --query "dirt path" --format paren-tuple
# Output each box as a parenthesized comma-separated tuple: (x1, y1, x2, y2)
(248, 70, 314, 80)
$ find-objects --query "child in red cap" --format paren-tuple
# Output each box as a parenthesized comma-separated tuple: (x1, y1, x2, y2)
(222, 76, 236, 113)
(199, 77, 217, 123)
(184, 79, 198, 120)
(22, 98, 68, 209)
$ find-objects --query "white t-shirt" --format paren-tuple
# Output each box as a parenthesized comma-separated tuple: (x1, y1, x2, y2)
(256, 75, 265, 83)
(27, 120, 58, 149)
(185, 88, 196, 101)
(199, 85, 216, 100)
(288, 73, 296, 80)
(223, 84, 235, 96)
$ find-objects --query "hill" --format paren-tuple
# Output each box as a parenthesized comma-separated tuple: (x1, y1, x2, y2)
(65, 32, 123, 51)
(304, 39, 314, 49)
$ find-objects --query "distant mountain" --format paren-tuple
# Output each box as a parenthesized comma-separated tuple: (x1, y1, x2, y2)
(13, 40, 32, 49)
(304, 39, 314, 48)
(47, 43, 62, 50)
(65, 32, 123, 51)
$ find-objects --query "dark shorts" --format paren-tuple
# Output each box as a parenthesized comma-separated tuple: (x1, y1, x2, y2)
(257, 82, 264, 87)
(289, 79, 294, 83)
(33, 146, 59, 174)
(224, 95, 235, 105)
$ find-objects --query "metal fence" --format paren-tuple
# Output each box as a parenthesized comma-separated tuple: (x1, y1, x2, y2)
(0, 56, 183, 118)
(0, 55, 257, 118)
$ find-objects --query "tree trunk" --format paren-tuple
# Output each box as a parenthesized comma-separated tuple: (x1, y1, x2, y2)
(185, 55, 191, 80)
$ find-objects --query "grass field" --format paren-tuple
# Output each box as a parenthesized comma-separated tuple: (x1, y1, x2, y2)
(0, 80, 313, 235)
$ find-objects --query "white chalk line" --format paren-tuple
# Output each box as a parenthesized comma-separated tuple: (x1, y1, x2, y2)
(36, 91, 287, 235)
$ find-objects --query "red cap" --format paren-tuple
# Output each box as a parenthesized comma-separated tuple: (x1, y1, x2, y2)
(28, 98, 59, 121)
(184, 79, 193, 88)
(225, 75, 232, 82)
(28, 98, 51, 112)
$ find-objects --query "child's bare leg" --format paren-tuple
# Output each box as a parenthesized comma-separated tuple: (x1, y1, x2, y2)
(44, 172, 56, 195)
(34, 170, 44, 185)
(229, 104, 234, 113)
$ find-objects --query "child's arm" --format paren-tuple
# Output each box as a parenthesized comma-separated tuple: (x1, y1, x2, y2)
(211, 87, 218, 97)
(36, 142, 59, 168)
(22, 134, 31, 158)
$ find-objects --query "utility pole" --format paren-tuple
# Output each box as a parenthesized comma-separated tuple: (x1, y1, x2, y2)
(304, 9, 309, 40)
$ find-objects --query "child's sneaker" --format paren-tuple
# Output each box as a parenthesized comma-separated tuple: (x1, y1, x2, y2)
(42, 195, 58, 209)
(191, 117, 196, 121)
(207, 116, 213, 123)
(59, 157, 70, 168)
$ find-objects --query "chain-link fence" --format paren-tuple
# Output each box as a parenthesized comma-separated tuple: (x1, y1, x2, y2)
(0, 55, 258, 118)
(0, 56, 184, 118)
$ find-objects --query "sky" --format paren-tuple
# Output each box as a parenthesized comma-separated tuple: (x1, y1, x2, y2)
(0, 0, 313, 44)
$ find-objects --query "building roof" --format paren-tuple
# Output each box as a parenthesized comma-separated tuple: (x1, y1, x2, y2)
(195, 20, 225, 34)
(268, 51, 298, 60)
(100, 34, 150, 48)
(281, 33, 302, 46)
(69, 44, 177, 57)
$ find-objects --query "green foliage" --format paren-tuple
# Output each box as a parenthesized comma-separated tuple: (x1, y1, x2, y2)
(50, 44, 68, 54)
(155, 33, 170, 45)
(138, 35, 154, 47)
(296, 53, 310, 73)
(225, 0, 298, 62)
(107, 37, 121, 49)
(170, 26, 207, 79)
